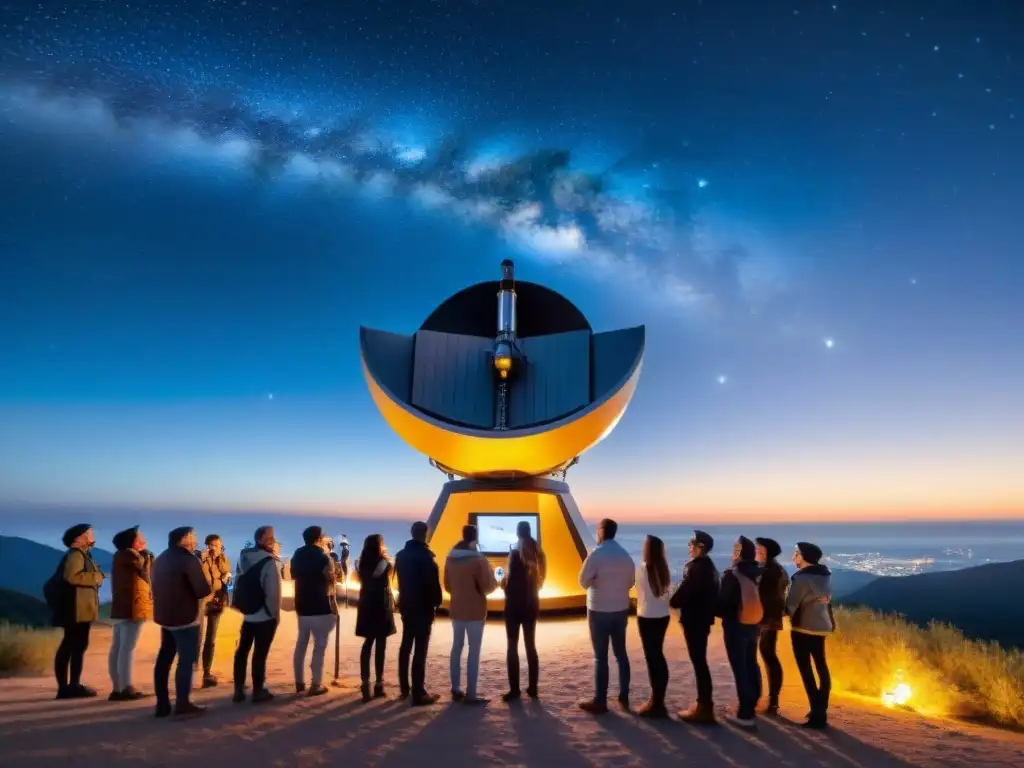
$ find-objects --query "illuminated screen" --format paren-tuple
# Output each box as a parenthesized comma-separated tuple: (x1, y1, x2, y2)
(471, 513, 540, 556)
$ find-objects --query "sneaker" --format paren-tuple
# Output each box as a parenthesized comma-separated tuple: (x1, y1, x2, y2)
(617, 694, 630, 712)
(411, 693, 440, 706)
(501, 690, 522, 703)
(251, 688, 275, 704)
(174, 702, 206, 718)
(679, 704, 717, 725)
(307, 684, 329, 697)
(578, 699, 609, 715)
(727, 714, 757, 730)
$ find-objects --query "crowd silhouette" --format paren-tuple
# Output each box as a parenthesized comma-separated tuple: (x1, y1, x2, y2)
(46, 518, 835, 731)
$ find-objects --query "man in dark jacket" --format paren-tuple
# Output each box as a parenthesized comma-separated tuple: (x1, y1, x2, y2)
(291, 526, 337, 697)
(669, 529, 719, 724)
(393, 521, 442, 706)
(755, 537, 789, 715)
(716, 536, 764, 730)
(151, 526, 212, 718)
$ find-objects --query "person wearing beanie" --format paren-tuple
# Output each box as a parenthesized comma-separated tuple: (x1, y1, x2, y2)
(290, 526, 338, 697)
(108, 526, 154, 701)
(151, 526, 212, 718)
(445, 524, 498, 704)
(786, 542, 835, 729)
(51, 524, 104, 699)
(715, 536, 765, 730)
(197, 533, 232, 689)
(755, 537, 789, 715)
(669, 529, 720, 724)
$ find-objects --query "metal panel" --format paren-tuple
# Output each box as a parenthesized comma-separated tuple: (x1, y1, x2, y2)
(590, 326, 645, 402)
(508, 330, 590, 428)
(411, 330, 495, 428)
(360, 328, 415, 404)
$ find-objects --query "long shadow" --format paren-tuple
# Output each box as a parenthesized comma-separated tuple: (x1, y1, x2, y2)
(377, 700, 490, 766)
(507, 701, 597, 767)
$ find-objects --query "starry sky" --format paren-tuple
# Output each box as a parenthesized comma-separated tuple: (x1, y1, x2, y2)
(1, 1, 1022, 523)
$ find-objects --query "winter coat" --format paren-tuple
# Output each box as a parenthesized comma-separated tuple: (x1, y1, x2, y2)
(394, 540, 443, 627)
(786, 564, 836, 635)
(200, 550, 231, 614)
(290, 544, 337, 617)
(355, 557, 397, 638)
(716, 559, 762, 628)
(237, 547, 283, 623)
(669, 555, 719, 628)
(758, 560, 790, 630)
(501, 544, 546, 619)
(152, 546, 212, 628)
(61, 547, 104, 625)
(444, 543, 498, 622)
(109, 549, 153, 622)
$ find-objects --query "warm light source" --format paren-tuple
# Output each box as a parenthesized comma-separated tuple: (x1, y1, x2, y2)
(493, 354, 512, 379)
(882, 682, 912, 708)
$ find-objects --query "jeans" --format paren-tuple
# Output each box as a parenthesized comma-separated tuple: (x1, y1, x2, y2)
(55, 622, 91, 691)
(398, 619, 432, 699)
(360, 636, 388, 685)
(682, 622, 713, 705)
(505, 613, 538, 694)
(154, 625, 200, 712)
(792, 632, 831, 719)
(234, 618, 279, 693)
(637, 616, 670, 707)
(587, 609, 630, 705)
(450, 619, 485, 698)
(294, 614, 336, 687)
(759, 628, 783, 704)
(723, 622, 762, 720)
(199, 611, 222, 675)
(108, 620, 144, 692)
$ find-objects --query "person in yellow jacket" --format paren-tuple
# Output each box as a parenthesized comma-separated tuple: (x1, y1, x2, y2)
(53, 523, 105, 699)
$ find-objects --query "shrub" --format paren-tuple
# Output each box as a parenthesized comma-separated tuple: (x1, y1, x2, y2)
(0, 622, 61, 676)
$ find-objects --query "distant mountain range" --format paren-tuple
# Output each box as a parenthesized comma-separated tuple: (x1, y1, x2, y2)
(838, 559, 1024, 649)
(0, 535, 114, 599)
(0, 587, 51, 627)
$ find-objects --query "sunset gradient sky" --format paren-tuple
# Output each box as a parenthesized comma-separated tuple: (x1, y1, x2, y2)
(1, 1, 1022, 523)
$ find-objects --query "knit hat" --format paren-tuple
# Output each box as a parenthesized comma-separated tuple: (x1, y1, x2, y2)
(112, 526, 140, 551)
(737, 536, 756, 562)
(62, 523, 91, 548)
(168, 526, 195, 548)
(303, 526, 324, 545)
(796, 541, 823, 565)
(755, 537, 782, 560)
(691, 529, 714, 553)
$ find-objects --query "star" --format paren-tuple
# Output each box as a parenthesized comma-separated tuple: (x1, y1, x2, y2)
(697, 178, 709, 189)
(824, 338, 835, 349)
(910, 277, 918, 286)
(267, 393, 275, 400)
(717, 375, 728, 385)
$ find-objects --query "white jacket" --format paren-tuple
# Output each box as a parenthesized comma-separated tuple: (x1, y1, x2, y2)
(578, 539, 635, 613)
(635, 563, 671, 619)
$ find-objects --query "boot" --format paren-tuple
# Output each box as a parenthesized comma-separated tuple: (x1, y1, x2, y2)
(679, 701, 717, 725)
(637, 698, 668, 719)
(373, 682, 387, 699)
(360, 681, 372, 703)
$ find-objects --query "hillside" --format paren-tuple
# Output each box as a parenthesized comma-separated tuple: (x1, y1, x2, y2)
(828, 567, 878, 598)
(839, 559, 1024, 649)
(0, 587, 51, 627)
(0, 535, 114, 599)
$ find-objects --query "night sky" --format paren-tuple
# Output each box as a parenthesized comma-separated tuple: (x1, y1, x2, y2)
(1, 1, 1021, 521)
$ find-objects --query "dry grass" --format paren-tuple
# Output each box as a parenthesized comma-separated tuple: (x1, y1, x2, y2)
(0, 622, 62, 676)
(787, 607, 1024, 729)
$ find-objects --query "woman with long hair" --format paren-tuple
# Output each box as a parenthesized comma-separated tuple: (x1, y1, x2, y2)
(636, 534, 672, 718)
(500, 520, 546, 702)
(355, 534, 397, 703)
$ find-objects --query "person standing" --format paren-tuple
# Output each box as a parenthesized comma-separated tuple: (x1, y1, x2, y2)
(354, 534, 397, 702)
(108, 526, 153, 700)
(669, 530, 720, 724)
(393, 521, 443, 706)
(151, 526, 212, 718)
(198, 534, 231, 688)
(444, 524, 498, 704)
(786, 542, 835, 730)
(233, 526, 283, 704)
(635, 535, 672, 718)
(717, 536, 764, 730)
(291, 526, 338, 697)
(755, 537, 789, 715)
(577, 518, 636, 714)
(500, 520, 546, 702)
(50, 524, 104, 699)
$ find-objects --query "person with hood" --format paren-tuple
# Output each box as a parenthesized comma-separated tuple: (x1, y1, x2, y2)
(786, 542, 835, 730)
(500, 520, 546, 702)
(198, 534, 231, 689)
(669, 529, 719, 724)
(108, 526, 153, 701)
(232, 526, 283, 704)
(635, 535, 672, 719)
(754, 537, 789, 715)
(52, 524, 105, 699)
(444, 524, 498, 704)
(355, 533, 397, 702)
(393, 521, 443, 705)
(577, 518, 636, 714)
(291, 526, 338, 697)
(716, 535, 764, 730)
(151, 526, 212, 718)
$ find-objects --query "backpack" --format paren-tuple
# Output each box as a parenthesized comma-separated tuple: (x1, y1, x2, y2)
(735, 570, 764, 625)
(231, 557, 273, 615)
(43, 555, 72, 624)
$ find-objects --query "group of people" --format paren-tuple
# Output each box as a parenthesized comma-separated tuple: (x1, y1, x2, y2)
(48, 517, 834, 731)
